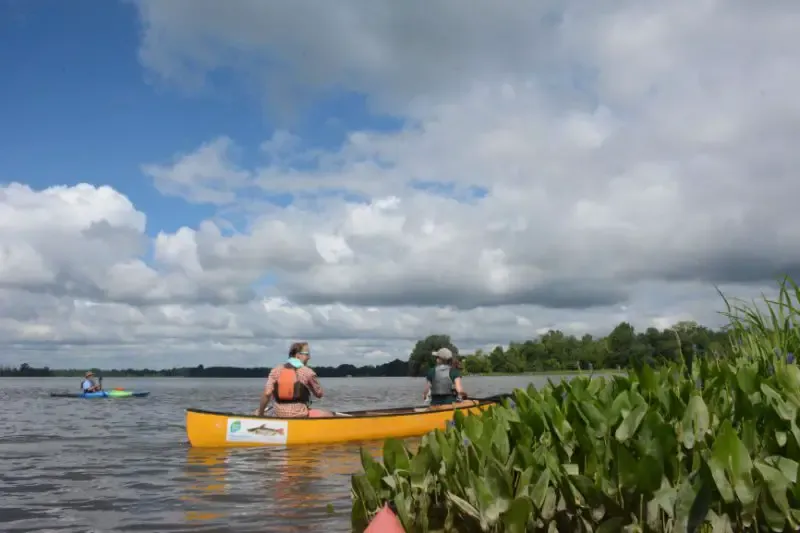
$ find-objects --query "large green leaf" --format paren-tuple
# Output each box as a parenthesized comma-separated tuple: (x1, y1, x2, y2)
(674, 478, 700, 531)
(446, 492, 480, 520)
(530, 468, 551, 509)
(776, 364, 800, 408)
(352, 473, 378, 511)
(615, 403, 648, 442)
(754, 459, 796, 530)
(616, 444, 639, 489)
(711, 421, 756, 507)
(650, 480, 677, 519)
(687, 474, 714, 533)
(707, 510, 734, 533)
(515, 466, 534, 499)
(760, 383, 797, 421)
(736, 366, 758, 395)
(485, 458, 513, 504)
(359, 447, 385, 489)
(383, 438, 410, 474)
(578, 400, 609, 437)
(596, 516, 625, 533)
(764, 455, 799, 483)
(639, 363, 658, 395)
(492, 420, 510, 463)
(350, 495, 370, 532)
(707, 454, 735, 503)
(608, 391, 632, 426)
(682, 394, 710, 450)
(393, 491, 413, 532)
(503, 496, 533, 533)
(435, 430, 454, 469)
(637, 454, 664, 494)
(409, 448, 434, 489)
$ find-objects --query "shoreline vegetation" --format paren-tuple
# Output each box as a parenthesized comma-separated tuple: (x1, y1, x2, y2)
(351, 276, 800, 532)
(2, 315, 743, 380)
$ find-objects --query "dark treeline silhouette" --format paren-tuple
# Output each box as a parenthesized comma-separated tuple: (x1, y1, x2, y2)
(0, 358, 410, 378)
(1, 320, 741, 379)
(0, 362, 52, 377)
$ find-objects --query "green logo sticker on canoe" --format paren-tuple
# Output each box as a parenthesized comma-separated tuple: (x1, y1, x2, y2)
(229, 420, 241, 433)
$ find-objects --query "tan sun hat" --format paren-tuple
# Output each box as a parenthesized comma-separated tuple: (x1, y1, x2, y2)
(432, 348, 453, 361)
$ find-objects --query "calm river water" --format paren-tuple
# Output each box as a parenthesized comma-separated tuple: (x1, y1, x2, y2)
(1, 375, 570, 532)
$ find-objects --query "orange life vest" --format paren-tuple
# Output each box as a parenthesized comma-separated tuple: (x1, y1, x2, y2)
(274, 363, 311, 404)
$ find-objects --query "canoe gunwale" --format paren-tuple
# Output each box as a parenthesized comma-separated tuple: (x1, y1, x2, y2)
(185, 394, 510, 421)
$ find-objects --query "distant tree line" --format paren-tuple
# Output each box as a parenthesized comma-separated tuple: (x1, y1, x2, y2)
(405, 320, 734, 376)
(0, 362, 53, 377)
(1, 320, 738, 379)
(0, 358, 410, 378)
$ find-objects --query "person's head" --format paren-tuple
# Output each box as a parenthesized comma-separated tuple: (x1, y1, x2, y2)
(289, 342, 311, 365)
(432, 348, 453, 365)
(85, 371, 94, 379)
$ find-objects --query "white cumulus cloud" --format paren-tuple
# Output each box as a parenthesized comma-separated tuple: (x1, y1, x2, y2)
(2, 0, 799, 368)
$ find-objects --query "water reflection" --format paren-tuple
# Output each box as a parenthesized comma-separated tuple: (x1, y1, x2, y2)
(180, 441, 397, 532)
(181, 448, 230, 523)
(178, 439, 429, 531)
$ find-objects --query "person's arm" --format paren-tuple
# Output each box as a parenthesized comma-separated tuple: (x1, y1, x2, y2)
(423, 369, 433, 399)
(451, 369, 466, 398)
(257, 371, 275, 416)
(304, 369, 324, 398)
(453, 377, 465, 398)
(257, 391, 272, 416)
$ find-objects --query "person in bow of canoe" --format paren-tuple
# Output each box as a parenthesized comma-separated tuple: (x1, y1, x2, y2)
(256, 342, 335, 418)
(423, 348, 467, 405)
(81, 371, 101, 392)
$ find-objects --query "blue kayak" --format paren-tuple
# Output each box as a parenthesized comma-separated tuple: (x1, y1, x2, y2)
(50, 390, 150, 398)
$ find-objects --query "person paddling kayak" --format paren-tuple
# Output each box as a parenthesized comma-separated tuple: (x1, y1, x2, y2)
(256, 342, 335, 418)
(81, 371, 101, 392)
(423, 348, 467, 405)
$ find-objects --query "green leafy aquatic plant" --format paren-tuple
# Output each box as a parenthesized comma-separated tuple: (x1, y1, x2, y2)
(351, 277, 800, 532)
(719, 276, 800, 369)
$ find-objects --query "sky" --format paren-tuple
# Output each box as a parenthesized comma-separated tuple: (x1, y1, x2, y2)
(1, 0, 799, 370)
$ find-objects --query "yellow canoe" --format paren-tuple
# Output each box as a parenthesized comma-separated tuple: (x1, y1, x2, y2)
(185, 396, 505, 448)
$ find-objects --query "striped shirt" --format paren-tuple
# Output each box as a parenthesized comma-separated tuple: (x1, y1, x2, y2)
(265, 364, 324, 418)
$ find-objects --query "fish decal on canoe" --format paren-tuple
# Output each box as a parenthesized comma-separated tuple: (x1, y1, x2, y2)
(247, 424, 286, 436)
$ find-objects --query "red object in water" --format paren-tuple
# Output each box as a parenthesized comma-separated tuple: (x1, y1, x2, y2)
(365, 504, 404, 533)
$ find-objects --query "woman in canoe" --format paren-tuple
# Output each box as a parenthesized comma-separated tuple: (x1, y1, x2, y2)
(423, 348, 468, 405)
(256, 342, 336, 418)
